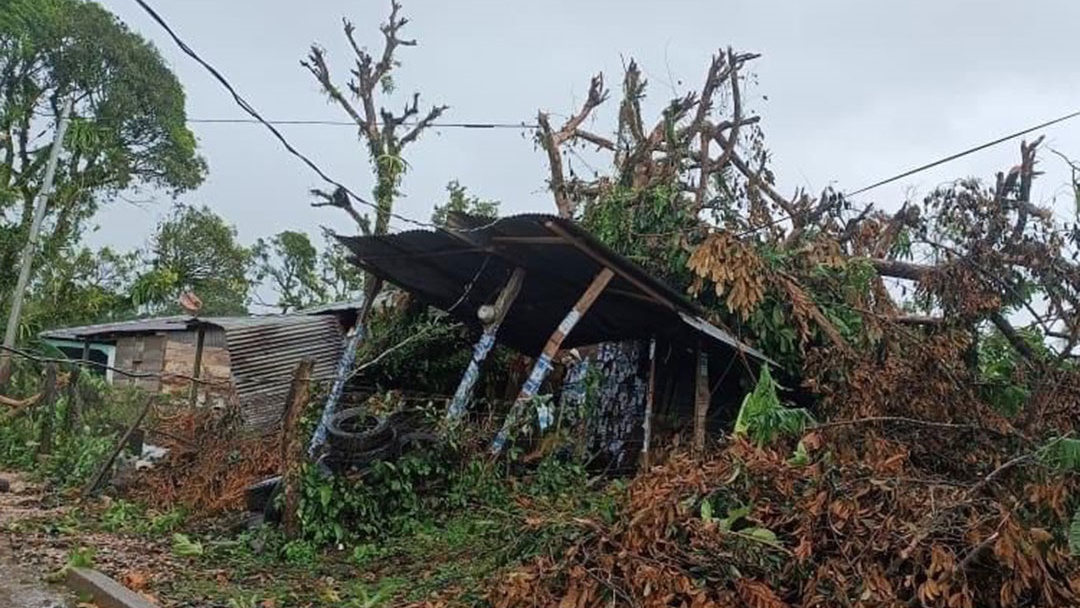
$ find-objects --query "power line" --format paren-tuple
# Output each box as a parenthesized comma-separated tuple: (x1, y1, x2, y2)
(187, 118, 537, 129)
(849, 108, 1080, 196)
(739, 107, 1080, 238)
(129, 0, 468, 234)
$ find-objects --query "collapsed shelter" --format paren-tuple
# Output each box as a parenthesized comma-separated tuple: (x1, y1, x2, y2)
(339, 213, 772, 465)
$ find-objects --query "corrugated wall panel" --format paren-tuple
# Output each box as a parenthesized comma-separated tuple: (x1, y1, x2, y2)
(223, 316, 344, 432)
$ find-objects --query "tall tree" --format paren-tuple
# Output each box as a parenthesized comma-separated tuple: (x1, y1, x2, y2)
(253, 230, 325, 313)
(303, 0, 446, 235)
(132, 204, 251, 316)
(0, 0, 206, 314)
(317, 227, 364, 303)
(303, 0, 446, 323)
(431, 179, 499, 228)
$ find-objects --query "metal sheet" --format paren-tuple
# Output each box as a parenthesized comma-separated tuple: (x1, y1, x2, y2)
(222, 315, 344, 432)
(336, 213, 768, 365)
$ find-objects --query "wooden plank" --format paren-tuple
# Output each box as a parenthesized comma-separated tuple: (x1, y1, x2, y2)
(491, 267, 615, 454)
(544, 221, 676, 311)
(539, 267, 615, 357)
(693, 348, 709, 454)
(447, 268, 526, 423)
(490, 235, 568, 245)
(188, 326, 205, 408)
(62, 364, 81, 434)
(84, 395, 154, 497)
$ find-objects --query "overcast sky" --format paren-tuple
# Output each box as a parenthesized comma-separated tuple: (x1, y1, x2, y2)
(89, 0, 1080, 255)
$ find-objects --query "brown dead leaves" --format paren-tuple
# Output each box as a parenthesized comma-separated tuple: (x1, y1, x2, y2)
(132, 410, 280, 514)
(490, 430, 1080, 608)
(688, 231, 766, 319)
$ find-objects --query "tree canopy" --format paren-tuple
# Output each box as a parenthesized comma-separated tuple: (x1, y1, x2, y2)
(132, 204, 251, 316)
(0, 0, 206, 322)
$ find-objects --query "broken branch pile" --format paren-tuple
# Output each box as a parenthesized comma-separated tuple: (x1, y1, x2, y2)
(132, 408, 280, 514)
(494, 428, 1079, 607)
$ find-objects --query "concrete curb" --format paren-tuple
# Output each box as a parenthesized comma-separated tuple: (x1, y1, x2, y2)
(65, 567, 156, 608)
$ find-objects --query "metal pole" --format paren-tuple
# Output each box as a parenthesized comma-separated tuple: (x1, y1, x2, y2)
(0, 99, 74, 385)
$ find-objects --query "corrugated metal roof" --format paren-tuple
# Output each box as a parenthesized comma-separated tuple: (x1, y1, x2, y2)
(337, 213, 770, 364)
(40, 316, 192, 341)
(38, 300, 366, 342)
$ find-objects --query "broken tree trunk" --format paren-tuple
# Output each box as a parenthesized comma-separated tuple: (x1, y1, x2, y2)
(36, 363, 57, 457)
(491, 267, 615, 455)
(281, 359, 314, 538)
(693, 348, 709, 454)
(447, 268, 526, 424)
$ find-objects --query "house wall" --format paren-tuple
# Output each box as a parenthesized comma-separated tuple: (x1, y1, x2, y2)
(161, 329, 234, 408)
(112, 334, 167, 392)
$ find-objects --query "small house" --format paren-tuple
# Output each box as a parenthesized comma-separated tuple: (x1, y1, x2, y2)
(40, 303, 363, 432)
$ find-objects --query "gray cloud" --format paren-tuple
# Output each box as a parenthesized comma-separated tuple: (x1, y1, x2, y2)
(89, 0, 1080, 254)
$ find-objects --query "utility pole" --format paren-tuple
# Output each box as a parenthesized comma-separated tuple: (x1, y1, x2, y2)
(0, 98, 73, 387)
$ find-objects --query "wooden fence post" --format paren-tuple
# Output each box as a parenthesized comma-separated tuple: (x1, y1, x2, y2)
(641, 338, 657, 469)
(189, 325, 206, 409)
(281, 359, 314, 538)
(62, 365, 81, 434)
(36, 363, 57, 457)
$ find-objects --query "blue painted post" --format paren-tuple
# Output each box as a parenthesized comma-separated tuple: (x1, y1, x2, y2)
(446, 268, 525, 425)
(446, 330, 496, 422)
(307, 324, 363, 458)
(491, 267, 614, 455)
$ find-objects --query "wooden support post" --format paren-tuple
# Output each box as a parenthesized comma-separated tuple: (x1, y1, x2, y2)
(84, 396, 154, 497)
(281, 359, 313, 538)
(491, 267, 615, 455)
(447, 268, 526, 423)
(693, 348, 709, 455)
(36, 363, 57, 457)
(189, 326, 206, 409)
(307, 276, 383, 457)
(641, 337, 657, 469)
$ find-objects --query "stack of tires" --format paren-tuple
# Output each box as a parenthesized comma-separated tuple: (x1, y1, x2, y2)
(324, 408, 398, 472)
(246, 407, 438, 521)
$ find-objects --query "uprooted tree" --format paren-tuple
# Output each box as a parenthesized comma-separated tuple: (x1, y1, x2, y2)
(491, 47, 1080, 607)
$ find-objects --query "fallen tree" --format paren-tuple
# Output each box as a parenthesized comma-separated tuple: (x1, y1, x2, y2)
(480, 46, 1080, 608)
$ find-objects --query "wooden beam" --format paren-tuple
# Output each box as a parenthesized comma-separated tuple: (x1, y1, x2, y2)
(543, 221, 677, 311)
(281, 359, 314, 538)
(84, 396, 154, 497)
(447, 268, 526, 423)
(36, 363, 57, 457)
(693, 348, 709, 454)
(491, 267, 615, 454)
(189, 325, 205, 409)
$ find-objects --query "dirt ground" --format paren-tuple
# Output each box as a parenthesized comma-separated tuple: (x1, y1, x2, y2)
(0, 472, 76, 608)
